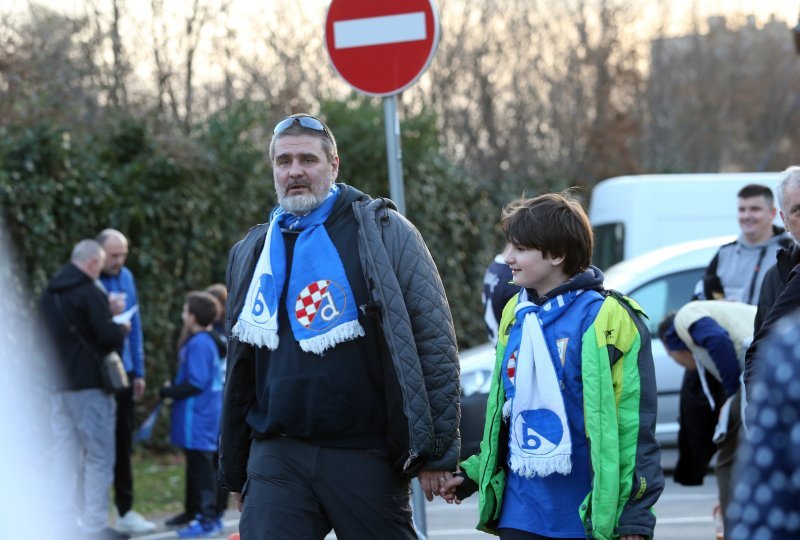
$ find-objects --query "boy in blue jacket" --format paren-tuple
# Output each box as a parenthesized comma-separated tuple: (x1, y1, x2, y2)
(161, 291, 225, 538)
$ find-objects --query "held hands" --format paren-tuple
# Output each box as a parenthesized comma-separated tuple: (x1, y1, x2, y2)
(417, 470, 450, 501)
(417, 469, 464, 503)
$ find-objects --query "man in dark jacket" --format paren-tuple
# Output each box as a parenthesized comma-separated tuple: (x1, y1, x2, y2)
(40, 239, 130, 540)
(744, 165, 800, 397)
(219, 114, 460, 539)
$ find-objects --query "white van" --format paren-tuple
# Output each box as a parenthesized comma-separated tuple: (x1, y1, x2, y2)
(589, 173, 782, 270)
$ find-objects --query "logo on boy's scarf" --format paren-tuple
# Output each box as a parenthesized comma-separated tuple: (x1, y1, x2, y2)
(514, 408, 564, 454)
(251, 274, 277, 323)
(295, 279, 349, 331)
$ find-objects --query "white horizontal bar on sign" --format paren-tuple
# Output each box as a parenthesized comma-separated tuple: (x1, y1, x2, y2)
(333, 12, 426, 49)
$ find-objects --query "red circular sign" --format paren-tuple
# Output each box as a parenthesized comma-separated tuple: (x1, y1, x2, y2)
(324, 0, 440, 97)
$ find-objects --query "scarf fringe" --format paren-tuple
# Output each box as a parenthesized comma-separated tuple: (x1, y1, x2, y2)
(298, 320, 365, 355)
(502, 399, 512, 420)
(509, 453, 573, 478)
(231, 319, 279, 350)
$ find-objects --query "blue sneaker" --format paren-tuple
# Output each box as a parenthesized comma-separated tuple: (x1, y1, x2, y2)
(176, 515, 221, 538)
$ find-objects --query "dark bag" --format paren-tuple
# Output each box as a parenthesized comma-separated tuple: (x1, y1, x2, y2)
(54, 293, 130, 394)
(99, 350, 130, 393)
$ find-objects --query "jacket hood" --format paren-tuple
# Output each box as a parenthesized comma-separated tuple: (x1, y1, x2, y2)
(331, 183, 371, 218)
(737, 225, 790, 249)
(47, 263, 94, 293)
(538, 265, 605, 301)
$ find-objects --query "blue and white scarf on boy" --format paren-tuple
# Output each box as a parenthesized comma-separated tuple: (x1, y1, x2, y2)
(232, 186, 364, 355)
(502, 288, 583, 477)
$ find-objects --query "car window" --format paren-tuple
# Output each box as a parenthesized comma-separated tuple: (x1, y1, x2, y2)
(593, 222, 625, 270)
(628, 268, 704, 334)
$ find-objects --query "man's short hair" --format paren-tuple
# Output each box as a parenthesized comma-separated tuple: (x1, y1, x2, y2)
(737, 183, 774, 206)
(776, 166, 800, 212)
(95, 228, 126, 247)
(501, 192, 592, 277)
(70, 239, 104, 264)
(185, 291, 220, 327)
(268, 114, 337, 163)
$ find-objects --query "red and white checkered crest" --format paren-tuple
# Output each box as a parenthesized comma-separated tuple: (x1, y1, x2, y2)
(295, 280, 331, 328)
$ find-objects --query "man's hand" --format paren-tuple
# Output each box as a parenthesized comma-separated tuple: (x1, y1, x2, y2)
(133, 377, 145, 401)
(232, 492, 243, 511)
(620, 536, 644, 540)
(417, 470, 454, 501)
(439, 474, 465, 504)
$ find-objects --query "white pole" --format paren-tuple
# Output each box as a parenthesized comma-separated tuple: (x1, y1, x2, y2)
(383, 95, 406, 215)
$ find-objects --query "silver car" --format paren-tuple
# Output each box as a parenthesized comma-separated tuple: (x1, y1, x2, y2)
(459, 235, 735, 456)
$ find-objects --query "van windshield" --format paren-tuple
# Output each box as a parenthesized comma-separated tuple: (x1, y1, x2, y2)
(593, 222, 624, 270)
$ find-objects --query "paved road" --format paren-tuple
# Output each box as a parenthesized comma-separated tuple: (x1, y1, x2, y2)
(138, 449, 719, 539)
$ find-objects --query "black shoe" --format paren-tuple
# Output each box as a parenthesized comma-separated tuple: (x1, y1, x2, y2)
(165, 512, 194, 527)
(83, 527, 130, 540)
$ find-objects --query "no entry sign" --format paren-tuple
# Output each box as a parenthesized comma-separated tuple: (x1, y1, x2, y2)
(324, 0, 441, 97)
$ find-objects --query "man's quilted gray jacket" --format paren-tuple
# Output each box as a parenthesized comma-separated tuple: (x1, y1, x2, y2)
(219, 184, 460, 492)
(354, 195, 461, 473)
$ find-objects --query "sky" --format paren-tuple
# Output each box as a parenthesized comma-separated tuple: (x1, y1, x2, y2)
(6, 0, 800, 35)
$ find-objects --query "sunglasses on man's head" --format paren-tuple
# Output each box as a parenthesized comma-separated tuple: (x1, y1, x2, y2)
(273, 116, 331, 140)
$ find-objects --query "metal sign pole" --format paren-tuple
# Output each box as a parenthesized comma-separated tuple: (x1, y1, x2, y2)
(383, 95, 406, 215)
(383, 94, 426, 538)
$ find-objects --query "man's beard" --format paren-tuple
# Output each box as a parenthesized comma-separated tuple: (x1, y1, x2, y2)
(277, 179, 331, 215)
(279, 191, 327, 214)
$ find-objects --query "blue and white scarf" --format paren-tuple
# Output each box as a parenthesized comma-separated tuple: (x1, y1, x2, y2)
(502, 289, 583, 477)
(232, 187, 364, 355)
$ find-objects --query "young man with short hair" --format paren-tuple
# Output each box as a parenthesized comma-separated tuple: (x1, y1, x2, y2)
(702, 183, 791, 304)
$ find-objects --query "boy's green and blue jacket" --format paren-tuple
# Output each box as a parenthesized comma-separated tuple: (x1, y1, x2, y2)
(459, 286, 664, 539)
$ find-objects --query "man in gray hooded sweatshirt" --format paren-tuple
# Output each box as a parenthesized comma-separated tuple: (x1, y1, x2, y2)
(701, 184, 792, 304)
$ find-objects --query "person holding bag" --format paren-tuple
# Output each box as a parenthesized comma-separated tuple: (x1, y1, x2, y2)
(40, 239, 130, 540)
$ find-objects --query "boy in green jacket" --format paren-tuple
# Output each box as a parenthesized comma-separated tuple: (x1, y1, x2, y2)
(440, 193, 663, 539)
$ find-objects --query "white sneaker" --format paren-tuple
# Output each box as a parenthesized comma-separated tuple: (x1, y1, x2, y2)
(115, 509, 157, 534)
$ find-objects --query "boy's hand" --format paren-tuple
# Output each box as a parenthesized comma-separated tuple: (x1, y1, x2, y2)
(439, 474, 465, 504)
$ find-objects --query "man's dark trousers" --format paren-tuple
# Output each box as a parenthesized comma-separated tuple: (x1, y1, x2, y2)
(240, 436, 417, 539)
(114, 380, 135, 516)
